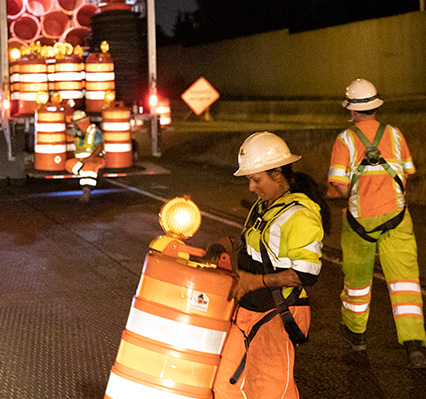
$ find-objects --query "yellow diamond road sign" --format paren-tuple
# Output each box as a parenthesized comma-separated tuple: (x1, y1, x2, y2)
(181, 77, 220, 115)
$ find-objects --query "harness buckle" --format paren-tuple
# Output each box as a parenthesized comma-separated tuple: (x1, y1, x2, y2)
(252, 217, 263, 231)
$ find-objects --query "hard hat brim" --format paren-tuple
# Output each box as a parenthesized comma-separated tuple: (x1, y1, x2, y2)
(342, 97, 384, 111)
(234, 154, 302, 176)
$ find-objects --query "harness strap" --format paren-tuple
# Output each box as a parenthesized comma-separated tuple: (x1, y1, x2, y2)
(229, 308, 278, 384)
(350, 124, 404, 192)
(346, 206, 406, 243)
(230, 199, 308, 384)
(260, 240, 308, 346)
(229, 287, 307, 384)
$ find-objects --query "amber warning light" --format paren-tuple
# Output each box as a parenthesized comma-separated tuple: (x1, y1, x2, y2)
(159, 196, 202, 240)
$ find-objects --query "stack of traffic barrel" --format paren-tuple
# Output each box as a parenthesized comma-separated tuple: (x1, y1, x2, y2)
(89, 4, 147, 108)
(7, 0, 99, 50)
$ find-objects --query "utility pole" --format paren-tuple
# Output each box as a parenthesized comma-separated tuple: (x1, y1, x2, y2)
(147, 0, 161, 157)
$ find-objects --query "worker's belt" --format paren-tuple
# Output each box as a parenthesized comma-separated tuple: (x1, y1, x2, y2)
(346, 206, 406, 243)
(230, 239, 308, 385)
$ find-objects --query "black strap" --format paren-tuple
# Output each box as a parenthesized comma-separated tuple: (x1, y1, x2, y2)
(230, 308, 278, 384)
(230, 200, 308, 384)
(259, 241, 308, 346)
(346, 206, 406, 243)
(350, 124, 405, 193)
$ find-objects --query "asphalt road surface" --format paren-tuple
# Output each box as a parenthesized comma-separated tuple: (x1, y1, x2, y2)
(0, 156, 425, 399)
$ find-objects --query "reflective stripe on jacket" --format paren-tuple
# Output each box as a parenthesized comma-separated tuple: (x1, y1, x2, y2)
(328, 120, 415, 218)
(243, 192, 324, 301)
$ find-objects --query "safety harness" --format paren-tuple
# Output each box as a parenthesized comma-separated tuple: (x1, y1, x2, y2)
(230, 200, 308, 384)
(347, 124, 406, 243)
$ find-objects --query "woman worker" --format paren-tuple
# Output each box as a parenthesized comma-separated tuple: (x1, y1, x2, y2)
(212, 131, 331, 399)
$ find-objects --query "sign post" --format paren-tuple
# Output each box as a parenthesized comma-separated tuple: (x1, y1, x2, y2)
(147, 0, 160, 157)
(181, 77, 220, 117)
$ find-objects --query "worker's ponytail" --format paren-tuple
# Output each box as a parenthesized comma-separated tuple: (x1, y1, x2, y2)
(280, 165, 332, 235)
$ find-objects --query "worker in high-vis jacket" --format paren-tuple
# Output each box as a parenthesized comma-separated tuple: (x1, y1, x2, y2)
(65, 110, 106, 203)
(327, 78, 426, 369)
(211, 132, 331, 399)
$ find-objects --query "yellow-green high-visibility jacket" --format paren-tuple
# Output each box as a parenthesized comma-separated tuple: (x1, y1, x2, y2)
(239, 192, 324, 312)
(73, 124, 103, 159)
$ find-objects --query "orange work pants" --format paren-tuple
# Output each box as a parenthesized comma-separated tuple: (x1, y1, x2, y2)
(65, 157, 106, 187)
(213, 305, 310, 399)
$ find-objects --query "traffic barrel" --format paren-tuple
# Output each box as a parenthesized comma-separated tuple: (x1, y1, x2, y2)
(59, 26, 91, 47)
(104, 238, 235, 399)
(101, 101, 132, 168)
(16, 54, 48, 115)
(26, 0, 53, 17)
(6, 0, 26, 20)
(151, 98, 172, 127)
(73, 2, 99, 27)
(10, 13, 41, 43)
(34, 103, 67, 171)
(85, 52, 115, 113)
(56, 0, 84, 15)
(41, 9, 70, 39)
(54, 54, 85, 109)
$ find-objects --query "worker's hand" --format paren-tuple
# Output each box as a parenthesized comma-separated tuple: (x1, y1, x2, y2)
(228, 270, 265, 301)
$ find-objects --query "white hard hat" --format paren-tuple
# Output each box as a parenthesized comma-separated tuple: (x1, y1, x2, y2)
(72, 110, 88, 123)
(234, 132, 301, 176)
(342, 78, 384, 111)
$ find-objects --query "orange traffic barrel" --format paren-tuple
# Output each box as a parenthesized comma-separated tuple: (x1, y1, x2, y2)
(59, 26, 91, 47)
(16, 54, 48, 115)
(6, 0, 26, 20)
(26, 0, 53, 17)
(73, 3, 99, 27)
(85, 52, 115, 113)
(101, 101, 132, 169)
(54, 54, 85, 109)
(151, 98, 172, 127)
(10, 13, 41, 43)
(104, 241, 235, 399)
(56, 0, 84, 15)
(41, 9, 70, 39)
(34, 104, 67, 171)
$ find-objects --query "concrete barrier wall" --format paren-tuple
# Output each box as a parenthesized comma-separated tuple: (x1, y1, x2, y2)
(158, 12, 426, 204)
(158, 12, 426, 99)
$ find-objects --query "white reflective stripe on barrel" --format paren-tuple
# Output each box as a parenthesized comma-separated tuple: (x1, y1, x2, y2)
(85, 72, 115, 81)
(85, 91, 106, 100)
(105, 143, 132, 153)
(35, 144, 67, 153)
(19, 74, 48, 82)
(126, 307, 226, 354)
(11, 92, 20, 100)
(35, 123, 66, 132)
(19, 92, 37, 101)
(101, 122, 131, 131)
(54, 72, 84, 81)
(105, 371, 195, 399)
(10, 74, 19, 83)
(58, 91, 84, 99)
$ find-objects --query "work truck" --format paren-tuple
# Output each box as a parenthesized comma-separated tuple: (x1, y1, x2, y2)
(0, 0, 167, 181)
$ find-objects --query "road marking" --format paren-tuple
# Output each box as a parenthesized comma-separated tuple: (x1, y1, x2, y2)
(104, 178, 244, 229)
(107, 178, 426, 296)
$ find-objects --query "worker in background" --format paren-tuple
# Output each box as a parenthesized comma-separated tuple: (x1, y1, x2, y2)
(327, 78, 426, 369)
(65, 110, 106, 203)
(211, 132, 331, 399)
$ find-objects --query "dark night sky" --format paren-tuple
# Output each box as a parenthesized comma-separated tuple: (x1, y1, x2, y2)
(155, 0, 197, 36)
